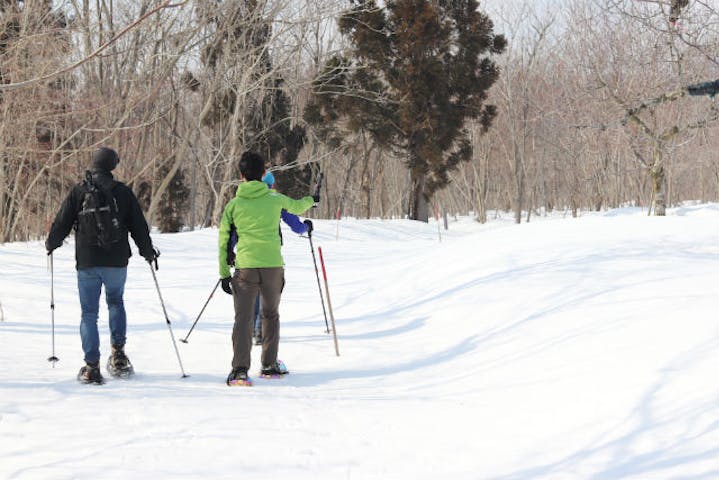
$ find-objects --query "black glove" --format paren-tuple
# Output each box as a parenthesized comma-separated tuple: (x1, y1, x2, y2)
(45, 239, 57, 255)
(303, 219, 313, 234)
(144, 247, 160, 264)
(312, 172, 323, 206)
(221, 277, 233, 295)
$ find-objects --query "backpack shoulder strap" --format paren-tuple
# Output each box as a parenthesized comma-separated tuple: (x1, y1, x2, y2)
(83, 170, 95, 189)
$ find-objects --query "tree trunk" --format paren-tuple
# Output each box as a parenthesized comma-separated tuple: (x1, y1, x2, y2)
(473, 163, 485, 224)
(360, 146, 372, 219)
(0, 153, 6, 240)
(409, 172, 429, 222)
(211, 86, 245, 225)
(514, 154, 524, 224)
(651, 165, 667, 216)
(338, 150, 357, 218)
(147, 152, 183, 224)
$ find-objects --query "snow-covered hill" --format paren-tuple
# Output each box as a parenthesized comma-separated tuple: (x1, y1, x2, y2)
(2, 205, 719, 479)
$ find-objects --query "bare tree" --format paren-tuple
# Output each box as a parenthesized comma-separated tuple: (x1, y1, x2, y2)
(574, 0, 719, 215)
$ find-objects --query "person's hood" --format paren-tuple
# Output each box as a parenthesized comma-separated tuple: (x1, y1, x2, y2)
(235, 180, 270, 199)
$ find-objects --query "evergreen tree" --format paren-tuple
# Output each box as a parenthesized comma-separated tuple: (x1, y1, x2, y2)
(305, 0, 505, 221)
(157, 161, 190, 233)
(197, 0, 308, 205)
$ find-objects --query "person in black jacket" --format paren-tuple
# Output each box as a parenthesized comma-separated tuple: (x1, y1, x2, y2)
(46, 147, 157, 384)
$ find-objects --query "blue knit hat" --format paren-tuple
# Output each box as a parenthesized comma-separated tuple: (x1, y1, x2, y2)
(262, 171, 275, 188)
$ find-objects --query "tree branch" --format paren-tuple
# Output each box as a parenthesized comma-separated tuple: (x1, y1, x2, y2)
(0, 0, 188, 92)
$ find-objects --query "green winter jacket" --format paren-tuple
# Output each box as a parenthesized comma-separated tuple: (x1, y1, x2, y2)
(219, 180, 314, 277)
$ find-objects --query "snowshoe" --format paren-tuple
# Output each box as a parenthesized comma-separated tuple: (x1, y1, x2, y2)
(260, 360, 288, 378)
(106, 345, 134, 378)
(78, 362, 105, 385)
(227, 367, 252, 387)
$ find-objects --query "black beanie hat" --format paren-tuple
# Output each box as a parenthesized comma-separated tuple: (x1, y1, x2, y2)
(92, 147, 120, 172)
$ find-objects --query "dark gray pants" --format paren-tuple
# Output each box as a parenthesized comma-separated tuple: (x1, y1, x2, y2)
(231, 268, 284, 370)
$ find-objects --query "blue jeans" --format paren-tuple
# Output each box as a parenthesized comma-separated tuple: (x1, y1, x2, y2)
(77, 267, 128, 363)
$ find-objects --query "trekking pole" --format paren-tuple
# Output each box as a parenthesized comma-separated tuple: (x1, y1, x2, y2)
(308, 231, 330, 334)
(307, 170, 330, 333)
(47, 253, 59, 366)
(317, 247, 340, 356)
(148, 260, 189, 378)
(180, 278, 221, 343)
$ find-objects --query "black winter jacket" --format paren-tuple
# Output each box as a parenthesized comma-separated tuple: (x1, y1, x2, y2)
(46, 171, 153, 270)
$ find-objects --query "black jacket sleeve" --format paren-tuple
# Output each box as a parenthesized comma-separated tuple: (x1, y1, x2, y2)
(46, 187, 81, 252)
(125, 186, 153, 258)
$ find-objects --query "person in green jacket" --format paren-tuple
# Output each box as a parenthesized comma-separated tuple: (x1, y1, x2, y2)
(218, 151, 317, 386)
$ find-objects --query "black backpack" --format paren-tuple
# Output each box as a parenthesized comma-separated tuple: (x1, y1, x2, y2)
(77, 170, 122, 249)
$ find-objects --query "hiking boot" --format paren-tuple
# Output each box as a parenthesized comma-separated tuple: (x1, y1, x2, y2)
(260, 360, 288, 377)
(78, 361, 104, 384)
(107, 344, 134, 378)
(226, 367, 251, 386)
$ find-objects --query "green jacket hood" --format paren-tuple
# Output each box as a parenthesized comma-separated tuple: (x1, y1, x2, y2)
(235, 180, 269, 199)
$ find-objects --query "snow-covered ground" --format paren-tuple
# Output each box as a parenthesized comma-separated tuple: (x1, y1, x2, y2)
(2, 205, 719, 479)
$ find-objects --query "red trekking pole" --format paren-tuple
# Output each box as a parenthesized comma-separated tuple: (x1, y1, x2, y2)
(307, 171, 331, 333)
(308, 232, 330, 333)
(318, 247, 339, 356)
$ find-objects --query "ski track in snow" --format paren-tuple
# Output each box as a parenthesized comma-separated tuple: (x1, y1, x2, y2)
(2, 205, 719, 479)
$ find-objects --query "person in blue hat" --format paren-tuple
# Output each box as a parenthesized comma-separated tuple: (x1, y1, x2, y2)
(250, 171, 312, 345)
